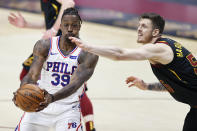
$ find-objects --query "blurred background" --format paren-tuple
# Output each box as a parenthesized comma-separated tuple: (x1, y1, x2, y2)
(1, 0, 197, 39)
(0, 0, 197, 131)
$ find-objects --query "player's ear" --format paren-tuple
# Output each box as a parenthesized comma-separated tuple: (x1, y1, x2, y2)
(152, 29, 160, 37)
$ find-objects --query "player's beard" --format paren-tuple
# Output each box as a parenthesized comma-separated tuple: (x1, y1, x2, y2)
(65, 33, 75, 44)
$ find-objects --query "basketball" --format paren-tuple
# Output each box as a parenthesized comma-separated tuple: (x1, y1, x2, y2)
(15, 84, 44, 112)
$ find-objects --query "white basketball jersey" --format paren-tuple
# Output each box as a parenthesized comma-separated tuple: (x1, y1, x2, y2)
(38, 36, 85, 105)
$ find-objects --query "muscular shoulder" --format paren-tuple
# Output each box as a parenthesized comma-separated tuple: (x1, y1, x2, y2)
(78, 50, 99, 65)
(142, 43, 173, 64)
(33, 39, 50, 58)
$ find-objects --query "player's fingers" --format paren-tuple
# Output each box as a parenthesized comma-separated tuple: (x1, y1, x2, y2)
(42, 89, 48, 96)
(126, 76, 135, 83)
(12, 92, 19, 107)
(126, 76, 135, 80)
(69, 37, 75, 41)
(10, 13, 17, 18)
(8, 16, 15, 22)
(18, 12, 22, 17)
(35, 106, 44, 112)
(128, 83, 135, 88)
(36, 101, 48, 112)
(69, 37, 79, 43)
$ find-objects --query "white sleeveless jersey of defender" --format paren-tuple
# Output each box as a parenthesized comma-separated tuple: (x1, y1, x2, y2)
(38, 36, 84, 106)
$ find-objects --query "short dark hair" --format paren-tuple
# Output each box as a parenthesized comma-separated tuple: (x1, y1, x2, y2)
(61, 7, 82, 24)
(139, 13, 165, 34)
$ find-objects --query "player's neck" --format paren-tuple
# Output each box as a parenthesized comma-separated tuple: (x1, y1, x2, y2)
(151, 36, 161, 44)
(59, 37, 76, 51)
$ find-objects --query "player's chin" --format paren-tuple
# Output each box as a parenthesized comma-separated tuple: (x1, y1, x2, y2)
(137, 38, 146, 44)
(137, 39, 143, 43)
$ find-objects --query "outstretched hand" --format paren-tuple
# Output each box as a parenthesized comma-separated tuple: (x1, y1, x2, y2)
(126, 76, 148, 90)
(8, 12, 27, 28)
(69, 37, 89, 50)
(36, 89, 54, 112)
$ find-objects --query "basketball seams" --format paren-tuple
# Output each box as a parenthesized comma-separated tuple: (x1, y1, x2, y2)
(19, 88, 43, 96)
(17, 91, 40, 104)
(16, 93, 35, 112)
(16, 95, 35, 112)
(15, 84, 44, 112)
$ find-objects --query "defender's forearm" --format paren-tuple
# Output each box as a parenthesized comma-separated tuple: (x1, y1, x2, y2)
(86, 45, 125, 60)
(147, 82, 167, 91)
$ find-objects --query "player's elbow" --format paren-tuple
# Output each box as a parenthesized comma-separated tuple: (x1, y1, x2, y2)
(111, 48, 127, 61)
(112, 55, 123, 61)
(110, 54, 127, 61)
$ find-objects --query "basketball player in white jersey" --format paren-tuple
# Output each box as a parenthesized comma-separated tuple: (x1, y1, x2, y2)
(13, 7, 98, 131)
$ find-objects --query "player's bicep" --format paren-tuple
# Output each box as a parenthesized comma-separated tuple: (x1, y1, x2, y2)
(145, 44, 173, 64)
(25, 40, 50, 82)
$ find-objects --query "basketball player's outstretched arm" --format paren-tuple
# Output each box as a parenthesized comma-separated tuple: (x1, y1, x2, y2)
(126, 76, 167, 91)
(70, 37, 173, 64)
(20, 39, 50, 87)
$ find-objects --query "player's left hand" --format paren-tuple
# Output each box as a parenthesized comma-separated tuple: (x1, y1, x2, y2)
(69, 37, 89, 49)
(126, 76, 148, 90)
(36, 89, 54, 112)
(12, 91, 19, 107)
(8, 12, 27, 28)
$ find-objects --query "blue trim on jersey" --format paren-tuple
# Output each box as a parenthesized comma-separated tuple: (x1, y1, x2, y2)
(15, 125, 18, 131)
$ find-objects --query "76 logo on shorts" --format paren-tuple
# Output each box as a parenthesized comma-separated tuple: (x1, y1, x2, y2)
(68, 122, 77, 129)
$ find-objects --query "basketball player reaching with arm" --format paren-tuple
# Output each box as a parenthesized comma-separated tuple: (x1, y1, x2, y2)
(126, 76, 167, 91)
(70, 13, 197, 131)
(13, 8, 98, 131)
(8, 0, 75, 39)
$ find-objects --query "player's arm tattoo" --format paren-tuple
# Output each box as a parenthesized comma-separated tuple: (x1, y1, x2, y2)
(147, 82, 167, 91)
(53, 51, 99, 102)
(20, 39, 50, 87)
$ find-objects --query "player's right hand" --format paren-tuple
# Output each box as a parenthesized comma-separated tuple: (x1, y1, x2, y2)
(8, 12, 27, 28)
(126, 76, 148, 90)
(36, 89, 53, 112)
(12, 91, 18, 107)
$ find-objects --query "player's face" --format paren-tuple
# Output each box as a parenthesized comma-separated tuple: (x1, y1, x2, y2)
(60, 15, 81, 42)
(137, 18, 154, 44)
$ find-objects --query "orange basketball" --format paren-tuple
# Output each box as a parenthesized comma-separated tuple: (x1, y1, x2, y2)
(15, 84, 44, 112)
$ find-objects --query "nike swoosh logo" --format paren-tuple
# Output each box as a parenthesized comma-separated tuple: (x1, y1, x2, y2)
(50, 52, 58, 55)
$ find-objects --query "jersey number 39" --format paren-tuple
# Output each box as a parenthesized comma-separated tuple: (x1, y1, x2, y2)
(51, 73, 70, 86)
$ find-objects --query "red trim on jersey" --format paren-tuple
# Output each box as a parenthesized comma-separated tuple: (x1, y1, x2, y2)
(76, 123, 82, 131)
(79, 83, 86, 99)
(156, 41, 169, 45)
(56, 36, 79, 58)
(18, 113, 25, 131)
